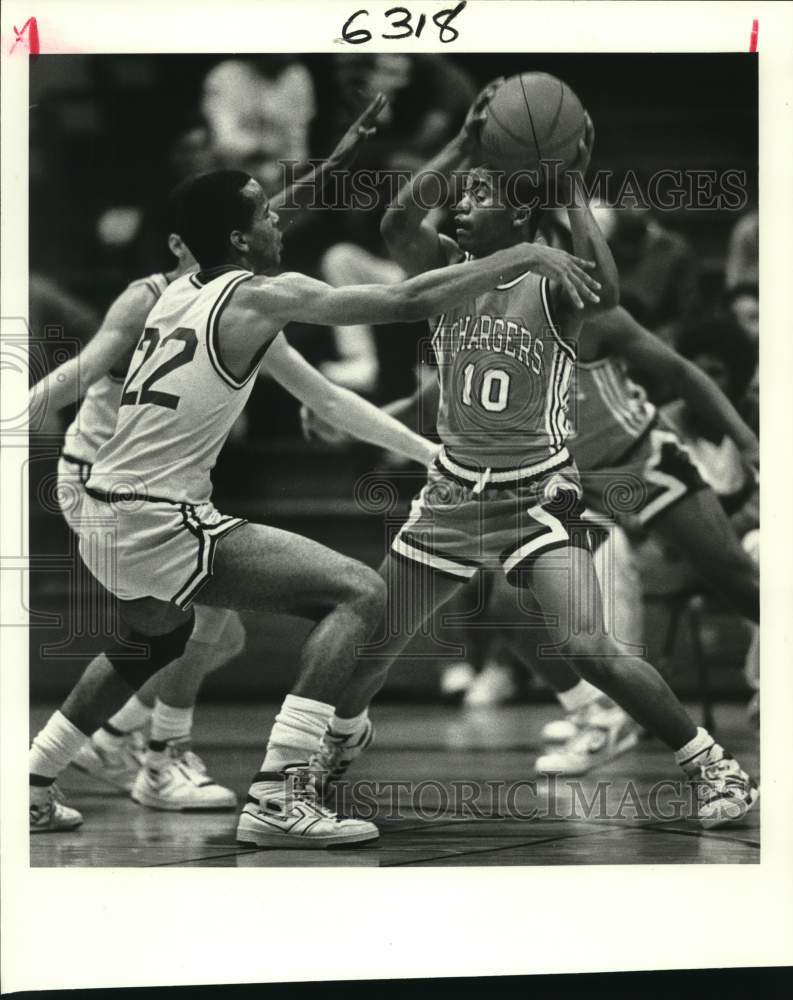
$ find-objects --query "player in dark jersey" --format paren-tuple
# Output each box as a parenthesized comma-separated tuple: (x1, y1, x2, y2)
(532, 304, 759, 773)
(306, 96, 757, 828)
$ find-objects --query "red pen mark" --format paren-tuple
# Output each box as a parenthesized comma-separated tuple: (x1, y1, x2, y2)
(11, 16, 39, 60)
(749, 18, 758, 53)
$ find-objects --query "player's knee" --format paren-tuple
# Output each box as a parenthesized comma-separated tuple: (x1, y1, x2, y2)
(343, 565, 387, 623)
(217, 612, 246, 664)
(106, 614, 195, 689)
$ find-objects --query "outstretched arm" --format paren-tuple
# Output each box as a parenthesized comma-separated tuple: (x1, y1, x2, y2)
(262, 334, 438, 466)
(271, 94, 387, 225)
(265, 242, 597, 328)
(589, 307, 759, 464)
(28, 283, 156, 414)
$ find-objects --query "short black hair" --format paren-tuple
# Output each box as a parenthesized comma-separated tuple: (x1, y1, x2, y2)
(167, 170, 257, 267)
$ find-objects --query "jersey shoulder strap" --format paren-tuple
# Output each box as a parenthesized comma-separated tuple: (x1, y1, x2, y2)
(126, 272, 169, 302)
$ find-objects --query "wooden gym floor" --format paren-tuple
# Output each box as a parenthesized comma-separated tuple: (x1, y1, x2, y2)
(30, 702, 760, 867)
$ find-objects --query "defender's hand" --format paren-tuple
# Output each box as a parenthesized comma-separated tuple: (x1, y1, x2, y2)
(524, 243, 601, 310)
(329, 93, 388, 167)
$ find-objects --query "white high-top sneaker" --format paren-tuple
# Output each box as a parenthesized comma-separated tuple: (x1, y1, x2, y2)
(30, 784, 83, 833)
(72, 729, 147, 792)
(236, 764, 379, 849)
(131, 740, 237, 811)
(535, 702, 640, 776)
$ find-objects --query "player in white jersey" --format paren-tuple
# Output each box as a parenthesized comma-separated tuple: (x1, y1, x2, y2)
(304, 95, 757, 829)
(31, 99, 390, 829)
(29, 146, 594, 845)
(30, 241, 245, 815)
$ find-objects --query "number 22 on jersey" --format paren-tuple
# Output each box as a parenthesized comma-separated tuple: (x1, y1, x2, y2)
(120, 327, 197, 410)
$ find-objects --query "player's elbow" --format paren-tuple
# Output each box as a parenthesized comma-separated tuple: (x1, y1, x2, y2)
(380, 208, 410, 245)
(381, 283, 428, 322)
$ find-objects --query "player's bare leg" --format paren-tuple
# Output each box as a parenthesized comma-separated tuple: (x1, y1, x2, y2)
(498, 524, 645, 757)
(310, 553, 465, 790)
(650, 488, 759, 623)
(527, 491, 758, 761)
(195, 522, 386, 847)
(519, 545, 757, 827)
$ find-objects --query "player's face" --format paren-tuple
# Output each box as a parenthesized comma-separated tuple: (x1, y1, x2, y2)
(453, 168, 515, 255)
(240, 181, 282, 273)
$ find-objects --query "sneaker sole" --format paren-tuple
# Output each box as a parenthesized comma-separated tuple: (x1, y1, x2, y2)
(235, 820, 380, 849)
(30, 819, 83, 833)
(71, 762, 137, 794)
(699, 785, 759, 829)
(535, 728, 640, 777)
(131, 790, 237, 812)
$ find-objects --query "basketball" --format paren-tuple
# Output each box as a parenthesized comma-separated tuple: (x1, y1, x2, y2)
(480, 72, 586, 172)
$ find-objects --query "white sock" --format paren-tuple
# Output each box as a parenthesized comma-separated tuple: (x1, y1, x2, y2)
(329, 708, 369, 738)
(557, 679, 601, 714)
(250, 695, 333, 797)
(30, 710, 88, 784)
(150, 700, 194, 744)
(106, 694, 152, 734)
(674, 727, 724, 774)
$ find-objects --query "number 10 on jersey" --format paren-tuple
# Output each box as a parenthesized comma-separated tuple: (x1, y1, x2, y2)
(462, 363, 511, 413)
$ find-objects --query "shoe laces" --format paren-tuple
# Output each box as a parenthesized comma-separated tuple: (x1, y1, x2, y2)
(288, 767, 337, 819)
(167, 739, 208, 775)
(698, 755, 747, 800)
(313, 729, 352, 774)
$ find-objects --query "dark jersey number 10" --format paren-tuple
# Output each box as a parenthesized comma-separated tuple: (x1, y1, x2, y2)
(120, 327, 197, 410)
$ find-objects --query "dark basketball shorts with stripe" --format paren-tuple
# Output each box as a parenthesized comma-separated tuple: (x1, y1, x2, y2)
(77, 489, 246, 609)
(578, 420, 708, 528)
(392, 447, 592, 587)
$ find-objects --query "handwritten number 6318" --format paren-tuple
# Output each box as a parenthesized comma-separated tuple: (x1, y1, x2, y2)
(341, 2, 467, 44)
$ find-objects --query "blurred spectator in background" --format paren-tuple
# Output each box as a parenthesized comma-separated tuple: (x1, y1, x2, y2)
(167, 56, 317, 201)
(200, 56, 315, 193)
(726, 209, 758, 292)
(725, 209, 759, 365)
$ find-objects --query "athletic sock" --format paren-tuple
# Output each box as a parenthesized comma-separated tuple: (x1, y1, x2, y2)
(557, 679, 602, 714)
(145, 701, 194, 770)
(30, 710, 89, 790)
(150, 700, 193, 743)
(106, 694, 152, 735)
(329, 708, 369, 739)
(249, 695, 334, 800)
(674, 727, 725, 775)
(91, 725, 126, 756)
